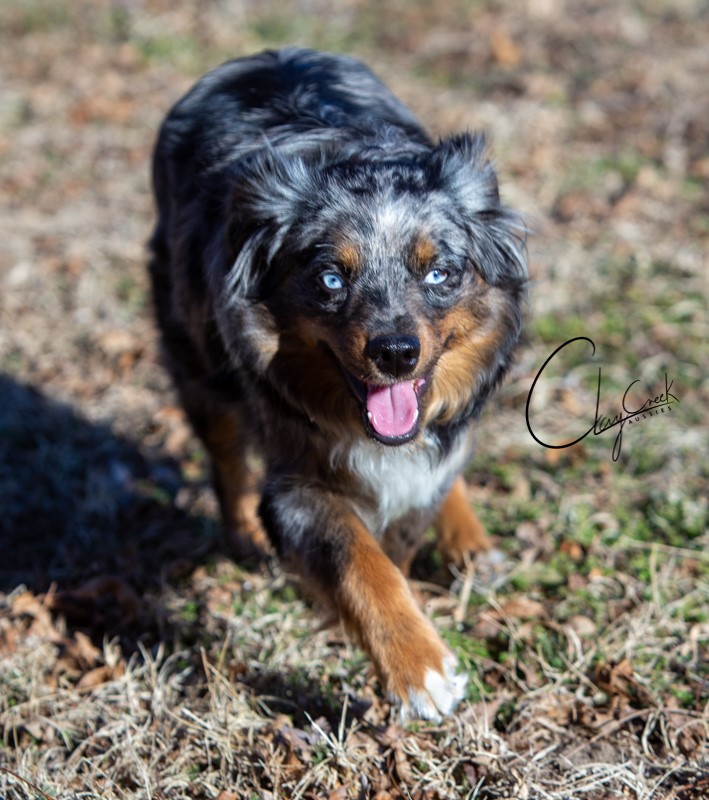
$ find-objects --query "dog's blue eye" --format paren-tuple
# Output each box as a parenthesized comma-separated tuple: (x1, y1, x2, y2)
(423, 268, 449, 286)
(320, 272, 346, 291)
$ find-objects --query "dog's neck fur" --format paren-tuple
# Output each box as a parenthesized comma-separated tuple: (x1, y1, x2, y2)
(329, 427, 474, 537)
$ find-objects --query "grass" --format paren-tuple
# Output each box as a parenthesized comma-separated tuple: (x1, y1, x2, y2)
(1, 0, 708, 798)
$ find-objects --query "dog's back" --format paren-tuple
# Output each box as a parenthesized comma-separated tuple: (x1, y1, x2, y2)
(153, 48, 429, 210)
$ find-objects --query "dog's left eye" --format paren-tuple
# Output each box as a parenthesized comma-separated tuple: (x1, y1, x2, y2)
(423, 268, 449, 286)
(320, 271, 346, 291)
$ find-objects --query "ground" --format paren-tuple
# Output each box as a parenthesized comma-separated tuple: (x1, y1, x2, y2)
(0, 1, 707, 798)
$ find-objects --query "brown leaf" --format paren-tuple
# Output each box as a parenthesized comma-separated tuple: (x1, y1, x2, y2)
(472, 611, 504, 640)
(567, 615, 597, 637)
(380, 724, 407, 745)
(64, 631, 102, 670)
(499, 597, 546, 620)
(676, 724, 708, 760)
(463, 762, 479, 786)
(593, 658, 653, 708)
(22, 720, 54, 744)
(515, 621, 536, 643)
(276, 723, 318, 761)
(567, 573, 587, 592)
(76, 665, 112, 689)
(98, 329, 142, 360)
(559, 540, 585, 562)
(516, 521, 544, 546)
(489, 29, 522, 67)
(393, 742, 414, 786)
(10, 591, 58, 640)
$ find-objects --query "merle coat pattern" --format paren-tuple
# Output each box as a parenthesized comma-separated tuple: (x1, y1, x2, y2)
(150, 48, 527, 720)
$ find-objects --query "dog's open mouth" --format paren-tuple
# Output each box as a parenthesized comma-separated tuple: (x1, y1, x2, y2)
(344, 372, 427, 445)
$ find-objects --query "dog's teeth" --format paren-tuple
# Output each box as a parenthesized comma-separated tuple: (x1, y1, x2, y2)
(367, 411, 374, 423)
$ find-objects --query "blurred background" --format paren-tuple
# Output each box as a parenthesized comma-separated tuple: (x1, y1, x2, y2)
(0, 1, 707, 798)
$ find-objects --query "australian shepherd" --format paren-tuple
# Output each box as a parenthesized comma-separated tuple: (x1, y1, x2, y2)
(149, 48, 527, 720)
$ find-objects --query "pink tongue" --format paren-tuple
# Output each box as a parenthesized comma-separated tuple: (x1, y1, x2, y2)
(366, 381, 419, 438)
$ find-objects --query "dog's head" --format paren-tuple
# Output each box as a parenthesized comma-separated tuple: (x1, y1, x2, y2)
(217, 132, 527, 444)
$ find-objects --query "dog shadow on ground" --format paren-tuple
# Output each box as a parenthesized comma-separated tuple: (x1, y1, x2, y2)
(0, 374, 360, 723)
(0, 373, 226, 649)
(0, 375, 375, 726)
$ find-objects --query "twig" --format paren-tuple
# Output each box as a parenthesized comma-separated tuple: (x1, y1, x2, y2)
(0, 766, 58, 800)
(454, 552, 476, 623)
(618, 536, 709, 560)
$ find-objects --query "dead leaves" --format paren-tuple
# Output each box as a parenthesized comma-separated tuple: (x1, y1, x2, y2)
(0, 589, 128, 754)
(5, 589, 59, 642)
(471, 595, 546, 642)
(2, 587, 128, 691)
(593, 658, 655, 713)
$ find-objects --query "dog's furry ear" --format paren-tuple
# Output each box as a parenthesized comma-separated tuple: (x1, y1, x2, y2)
(431, 132, 500, 211)
(224, 150, 318, 301)
(431, 132, 527, 291)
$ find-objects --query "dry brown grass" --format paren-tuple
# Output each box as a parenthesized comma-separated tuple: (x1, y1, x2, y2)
(1, 0, 707, 797)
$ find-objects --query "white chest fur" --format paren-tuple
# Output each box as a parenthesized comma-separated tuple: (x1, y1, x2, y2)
(331, 432, 472, 536)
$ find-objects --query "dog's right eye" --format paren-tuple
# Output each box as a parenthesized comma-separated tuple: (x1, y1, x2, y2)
(320, 271, 346, 291)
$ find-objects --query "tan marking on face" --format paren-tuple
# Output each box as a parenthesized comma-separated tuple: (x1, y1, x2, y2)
(335, 240, 362, 274)
(424, 287, 512, 425)
(292, 314, 323, 348)
(294, 315, 369, 375)
(411, 235, 437, 272)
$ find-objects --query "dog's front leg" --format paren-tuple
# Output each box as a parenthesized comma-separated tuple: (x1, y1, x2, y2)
(435, 476, 491, 566)
(260, 482, 467, 721)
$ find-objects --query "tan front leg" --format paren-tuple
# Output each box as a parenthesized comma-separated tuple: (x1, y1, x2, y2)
(337, 519, 466, 720)
(434, 477, 490, 567)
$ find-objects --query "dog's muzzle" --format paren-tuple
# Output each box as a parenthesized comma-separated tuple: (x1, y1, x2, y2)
(340, 334, 427, 445)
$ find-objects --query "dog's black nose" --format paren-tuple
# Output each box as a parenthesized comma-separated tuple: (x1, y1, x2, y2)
(366, 335, 421, 378)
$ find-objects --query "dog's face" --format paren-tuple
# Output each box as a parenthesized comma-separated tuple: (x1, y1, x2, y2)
(219, 133, 526, 444)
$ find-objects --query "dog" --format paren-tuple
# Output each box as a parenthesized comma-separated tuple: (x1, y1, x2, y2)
(149, 47, 527, 720)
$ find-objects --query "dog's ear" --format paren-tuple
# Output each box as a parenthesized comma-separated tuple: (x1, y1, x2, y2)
(223, 150, 319, 301)
(431, 133, 527, 291)
(431, 132, 500, 211)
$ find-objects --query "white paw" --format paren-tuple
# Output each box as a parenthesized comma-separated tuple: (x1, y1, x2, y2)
(400, 655, 468, 722)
